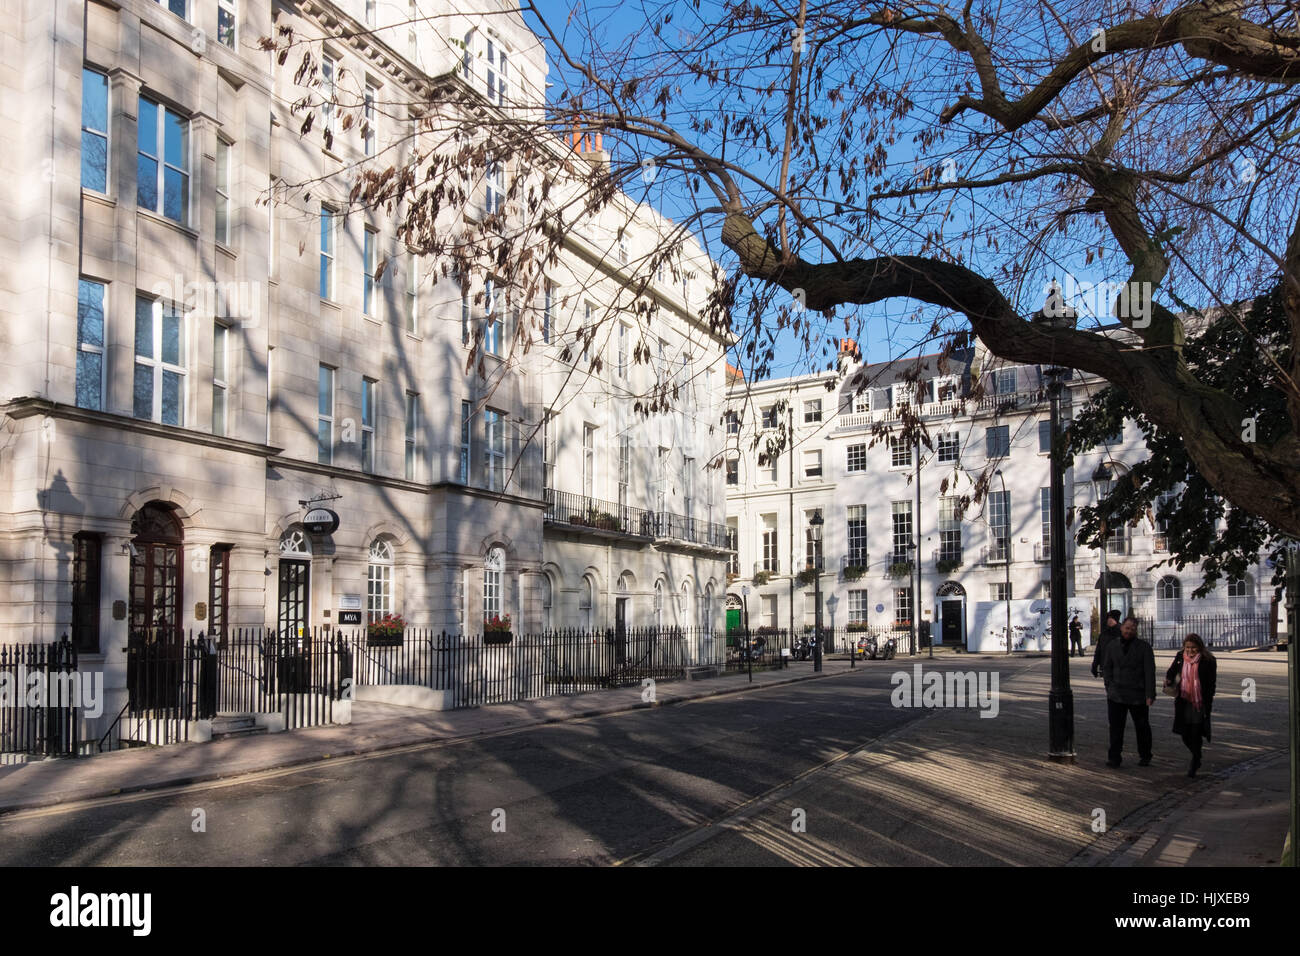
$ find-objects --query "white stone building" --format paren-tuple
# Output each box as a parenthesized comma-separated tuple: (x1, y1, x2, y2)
(723, 340, 1275, 647)
(0, 0, 729, 710)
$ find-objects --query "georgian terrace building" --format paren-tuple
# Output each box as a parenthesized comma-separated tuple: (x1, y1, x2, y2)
(722, 341, 1271, 646)
(0, 0, 729, 696)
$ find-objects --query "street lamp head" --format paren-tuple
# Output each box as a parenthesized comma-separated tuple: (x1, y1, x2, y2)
(1032, 280, 1078, 330)
(809, 509, 824, 542)
(1091, 461, 1113, 496)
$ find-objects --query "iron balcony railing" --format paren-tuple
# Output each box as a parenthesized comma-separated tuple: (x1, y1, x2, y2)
(982, 542, 1013, 565)
(841, 553, 869, 574)
(932, 548, 964, 569)
(542, 489, 727, 549)
(754, 559, 780, 576)
(544, 488, 653, 539)
(653, 511, 729, 548)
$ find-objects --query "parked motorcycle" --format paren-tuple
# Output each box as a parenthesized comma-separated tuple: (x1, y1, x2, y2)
(790, 636, 812, 661)
(738, 635, 768, 663)
(862, 634, 897, 660)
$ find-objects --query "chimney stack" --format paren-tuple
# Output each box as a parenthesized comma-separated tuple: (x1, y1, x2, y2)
(571, 123, 609, 169)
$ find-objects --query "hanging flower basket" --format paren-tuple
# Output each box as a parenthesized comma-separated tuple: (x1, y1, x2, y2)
(795, 568, 819, 588)
(752, 570, 772, 586)
(842, 564, 867, 581)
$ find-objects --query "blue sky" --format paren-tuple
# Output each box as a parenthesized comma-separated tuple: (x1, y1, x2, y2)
(519, 0, 950, 380)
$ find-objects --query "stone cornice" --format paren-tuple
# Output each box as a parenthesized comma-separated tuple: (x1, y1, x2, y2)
(1, 399, 284, 459)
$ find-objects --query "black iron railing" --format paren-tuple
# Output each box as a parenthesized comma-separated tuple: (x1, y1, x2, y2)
(0, 635, 79, 758)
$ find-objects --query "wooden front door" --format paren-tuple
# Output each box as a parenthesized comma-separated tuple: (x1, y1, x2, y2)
(128, 503, 184, 649)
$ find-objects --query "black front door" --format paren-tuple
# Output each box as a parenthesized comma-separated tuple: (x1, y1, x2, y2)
(942, 600, 964, 646)
(278, 559, 310, 637)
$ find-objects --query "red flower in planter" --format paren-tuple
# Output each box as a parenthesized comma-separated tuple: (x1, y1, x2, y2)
(484, 613, 512, 633)
(367, 613, 406, 641)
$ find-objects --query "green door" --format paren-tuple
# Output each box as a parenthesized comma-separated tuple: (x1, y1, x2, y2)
(726, 608, 741, 644)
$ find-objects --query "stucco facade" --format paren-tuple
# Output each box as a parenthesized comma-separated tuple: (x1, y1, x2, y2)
(723, 342, 1274, 645)
(0, 0, 729, 697)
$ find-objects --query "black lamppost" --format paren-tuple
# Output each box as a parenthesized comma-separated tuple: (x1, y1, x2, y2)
(1034, 284, 1076, 762)
(810, 510, 824, 672)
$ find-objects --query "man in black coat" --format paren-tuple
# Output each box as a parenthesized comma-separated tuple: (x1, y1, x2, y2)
(1091, 609, 1122, 679)
(1068, 615, 1083, 657)
(1101, 616, 1156, 767)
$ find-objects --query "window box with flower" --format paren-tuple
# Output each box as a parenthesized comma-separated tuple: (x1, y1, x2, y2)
(368, 612, 406, 647)
(484, 613, 513, 644)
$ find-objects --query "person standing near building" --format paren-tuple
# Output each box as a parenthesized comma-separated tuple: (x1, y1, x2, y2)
(1068, 614, 1083, 657)
(1102, 616, 1156, 767)
(1091, 609, 1122, 679)
(1165, 633, 1217, 777)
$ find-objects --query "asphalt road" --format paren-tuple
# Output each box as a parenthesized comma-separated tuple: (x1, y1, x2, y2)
(0, 655, 1286, 866)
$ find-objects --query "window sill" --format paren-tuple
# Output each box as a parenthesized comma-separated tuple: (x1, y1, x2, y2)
(137, 208, 198, 240)
(320, 298, 342, 311)
(363, 313, 382, 326)
(82, 188, 115, 208)
(216, 241, 237, 260)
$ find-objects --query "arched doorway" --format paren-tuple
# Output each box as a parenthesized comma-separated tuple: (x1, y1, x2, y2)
(936, 580, 966, 647)
(1094, 571, 1133, 620)
(129, 503, 184, 648)
(615, 571, 634, 637)
(127, 502, 184, 710)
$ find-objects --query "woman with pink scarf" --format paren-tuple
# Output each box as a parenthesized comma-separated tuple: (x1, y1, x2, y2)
(1164, 633, 1218, 777)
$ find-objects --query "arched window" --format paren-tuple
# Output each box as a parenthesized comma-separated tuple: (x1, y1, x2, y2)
(580, 575, 594, 630)
(280, 528, 310, 557)
(484, 547, 505, 625)
(1228, 574, 1253, 612)
(680, 582, 691, 629)
(540, 574, 554, 631)
(654, 580, 663, 628)
(702, 584, 713, 633)
(1156, 576, 1182, 622)
(367, 538, 394, 623)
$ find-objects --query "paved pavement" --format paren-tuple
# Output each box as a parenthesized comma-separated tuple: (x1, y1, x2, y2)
(0, 647, 1290, 866)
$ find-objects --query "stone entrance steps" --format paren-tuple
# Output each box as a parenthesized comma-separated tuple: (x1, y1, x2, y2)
(209, 715, 268, 741)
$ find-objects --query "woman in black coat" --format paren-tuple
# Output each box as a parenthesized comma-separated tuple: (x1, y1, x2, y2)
(1164, 633, 1217, 777)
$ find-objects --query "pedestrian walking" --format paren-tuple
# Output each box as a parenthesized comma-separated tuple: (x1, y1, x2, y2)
(1164, 633, 1217, 777)
(1068, 615, 1083, 657)
(1101, 616, 1156, 767)
(1091, 609, 1122, 679)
